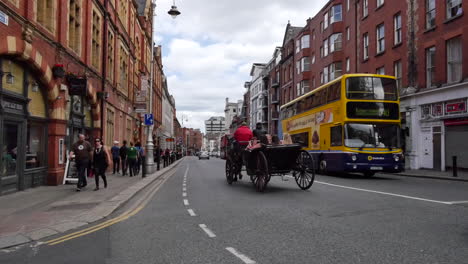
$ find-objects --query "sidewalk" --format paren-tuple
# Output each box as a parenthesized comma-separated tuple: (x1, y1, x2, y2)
(382, 168, 468, 182)
(0, 159, 184, 249)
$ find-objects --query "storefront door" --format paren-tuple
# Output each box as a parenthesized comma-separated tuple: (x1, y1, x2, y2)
(1, 121, 22, 194)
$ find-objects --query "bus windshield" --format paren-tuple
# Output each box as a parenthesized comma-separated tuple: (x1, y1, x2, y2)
(346, 77, 397, 101)
(344, 123, 401, 149)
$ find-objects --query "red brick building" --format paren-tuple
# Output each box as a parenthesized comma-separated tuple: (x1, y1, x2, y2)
(266, 0, 467, 170)
(0, 0, 160, 194)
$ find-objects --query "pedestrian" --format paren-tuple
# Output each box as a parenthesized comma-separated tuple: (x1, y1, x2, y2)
(120, 140, 128, 176)
(69, 134, 92, 191)
(135, 142, 144, 174)
(154, 146, 161, 170)
(127, 142, 139, 176)
(111, 141, 120, 174)
(164, 148, 170, 167)
(92, 138, 111, 191)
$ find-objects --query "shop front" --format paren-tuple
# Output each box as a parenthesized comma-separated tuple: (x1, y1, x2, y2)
(0, 58, 48, 195)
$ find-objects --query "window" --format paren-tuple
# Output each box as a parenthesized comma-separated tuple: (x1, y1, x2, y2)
(320, 46, 324, 58)
(323, 39, 329, 56)
(394, 13, 402, 45)
(329, 33, 342, 53)
(324, 66, 329, 83)
(296, 39, 301, 53)
(346, 57, 350, 72)
(331, 126, 343, 146)
(119, 0, 128, 29)
(447, 37, 462, 83)
(376, 24, 385, 53)
(312, 54, 316, 64)
(363, 0, 368, 17)
(346, 27, 350, 41)
(330, 62, 342, 79)
(37, 0, 55, 32)
(301, 80, 310, 94)
(106, 108, 114, 147)
(26, 123, 46, 169)
(301, 35, 310, 49)
(426, 0, 436, 29)
(320, 72, 324, 84)
(126, 118, 132, 141)
(447, 0, 462, 19)
(119, 44, 129, 94)
(107, 30, 115, 81)
(91, 9, 102, 70)
(324, 12, 329, 29)
(330, 5, 342, 23)
(301, 57, 310, 72)
(426, 46, 436, 87)
(376, 66, 385, 75)
(377, 0, 384, 7)
(68, 0, 82, 54)
(320, 21, 323, 32)
(296, 83, 301, 96)
(363, 33, 369, 60)
(347, 0, 350, 11)
(394, 60, 402, 90)
(296, 60, 300, 74)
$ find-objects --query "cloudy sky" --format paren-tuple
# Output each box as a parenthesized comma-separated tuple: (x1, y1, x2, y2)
(154, 0, 328, 132)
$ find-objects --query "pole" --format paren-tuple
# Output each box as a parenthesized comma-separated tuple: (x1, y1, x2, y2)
(145, 1, 156, 174)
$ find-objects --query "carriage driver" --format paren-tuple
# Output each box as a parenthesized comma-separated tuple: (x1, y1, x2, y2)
(233, 122, 253, 179)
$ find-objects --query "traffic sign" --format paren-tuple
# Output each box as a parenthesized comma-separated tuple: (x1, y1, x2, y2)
(144, 114, 154, 125)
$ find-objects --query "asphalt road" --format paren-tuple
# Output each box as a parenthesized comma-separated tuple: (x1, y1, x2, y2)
(1, 157, 468, 264)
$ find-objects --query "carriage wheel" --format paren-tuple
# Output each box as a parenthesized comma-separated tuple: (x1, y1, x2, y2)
(225, 159, 234, 185)
(254, 151, 269, 192)
(294, 150, 315, 190)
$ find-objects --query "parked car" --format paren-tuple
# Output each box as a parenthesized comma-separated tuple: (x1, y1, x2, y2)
(199, 152, 209, 160)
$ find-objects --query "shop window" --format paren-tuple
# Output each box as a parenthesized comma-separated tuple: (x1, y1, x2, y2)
(68, 0, 82, 54)
(331, 126, 343, 146)
(26, 123, 46, 169)
(91, 8, 102, 70)
(37, 0, 55, 33)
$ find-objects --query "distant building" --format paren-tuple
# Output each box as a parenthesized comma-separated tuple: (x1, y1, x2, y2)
(249, 63, 268, 131)
(224, 98, 240, 134)
(205, 116, 226, 135)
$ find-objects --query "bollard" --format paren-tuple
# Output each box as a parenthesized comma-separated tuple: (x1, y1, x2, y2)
(142, 157, 146, 178)
(452, 156, 457, 177)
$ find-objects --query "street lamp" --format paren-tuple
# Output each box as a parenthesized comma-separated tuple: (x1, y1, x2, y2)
(146, 0, 181, 174)
(168, 0, 181, 19)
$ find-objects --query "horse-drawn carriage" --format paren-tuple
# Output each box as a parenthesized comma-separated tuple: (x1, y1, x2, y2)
(224, 137, 316, 192)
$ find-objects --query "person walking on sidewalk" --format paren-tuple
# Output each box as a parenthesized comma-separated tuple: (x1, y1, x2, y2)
(70, 134, 92, 191)
(111, 141, 120, 174)
(92, 138, 111, 191)
(120, 140, 128, 176)
(127, 142, 139, 177)
(135, 142, 144, 175)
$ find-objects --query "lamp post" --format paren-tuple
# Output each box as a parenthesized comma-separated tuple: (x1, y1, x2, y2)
(146, 0, 181, 174)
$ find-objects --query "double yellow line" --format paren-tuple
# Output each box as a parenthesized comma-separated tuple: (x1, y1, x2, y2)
(45, 205, 144, 245)
(45, 167, 179, 246)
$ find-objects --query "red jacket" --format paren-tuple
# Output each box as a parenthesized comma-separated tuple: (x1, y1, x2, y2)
(234, 126, 253, 145)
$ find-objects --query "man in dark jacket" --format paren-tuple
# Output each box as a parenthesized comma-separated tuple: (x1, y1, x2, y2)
(253, 123, 267, 140)
(120, 140, 128, 176)
(111, 141, 120, 174)
(70, 134, 92, 191)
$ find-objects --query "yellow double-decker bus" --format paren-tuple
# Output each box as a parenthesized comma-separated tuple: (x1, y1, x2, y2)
(280, 74, 404, 177)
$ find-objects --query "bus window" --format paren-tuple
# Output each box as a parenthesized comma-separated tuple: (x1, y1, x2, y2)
(346, 76, 397, 101)
(328, 82, 341, 102)
(331, 126, 343, 146)
(319, 88, 328, 105)
(291, 132, 309, 148)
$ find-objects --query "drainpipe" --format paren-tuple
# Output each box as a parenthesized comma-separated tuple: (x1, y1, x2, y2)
(354, 0, 359, 72)
(101, 0, 109, 138)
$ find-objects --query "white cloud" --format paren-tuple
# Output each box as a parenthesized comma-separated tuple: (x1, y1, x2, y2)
(154, 0, 328, 132)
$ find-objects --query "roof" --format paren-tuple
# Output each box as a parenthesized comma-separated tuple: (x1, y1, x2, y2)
(281, 22, 303, 47)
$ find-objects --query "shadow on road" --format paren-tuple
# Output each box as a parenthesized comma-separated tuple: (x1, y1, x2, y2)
(317, 172, 399, 181)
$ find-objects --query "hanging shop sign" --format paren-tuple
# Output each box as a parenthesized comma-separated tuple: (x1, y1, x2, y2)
(445, 100, 466, 114)
(67, 76, 87, 96)
(134, 103, 147, 113)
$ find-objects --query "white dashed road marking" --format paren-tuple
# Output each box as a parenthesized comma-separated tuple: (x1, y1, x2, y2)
(188, 209, 196, 216)
(226, 247, 256, 264)
(316, 181, 453, 205)
(183, 199, 189, 206)
(182, 192, 187, 197)
(199, 224, 216, 237)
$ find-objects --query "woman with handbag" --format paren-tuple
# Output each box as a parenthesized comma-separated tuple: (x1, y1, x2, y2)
(92, 138, 111, 191)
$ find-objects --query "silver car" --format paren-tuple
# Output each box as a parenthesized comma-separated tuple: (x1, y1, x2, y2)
(199, 152, 209, 160)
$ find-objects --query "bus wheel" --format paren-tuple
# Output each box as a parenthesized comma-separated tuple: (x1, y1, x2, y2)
(319, 160, 327, 174)
(363, 171, 375, 178)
